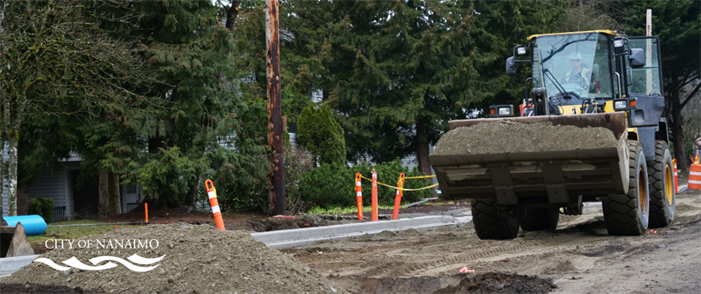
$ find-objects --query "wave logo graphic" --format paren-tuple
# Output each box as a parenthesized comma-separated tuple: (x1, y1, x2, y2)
(34, 254, 165, 272)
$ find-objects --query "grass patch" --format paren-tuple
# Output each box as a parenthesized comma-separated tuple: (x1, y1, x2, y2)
(27, 224, 141, 244)
(307, 204, 407, 215)
(422, 201, 456, 206)
(47, 219, 104, 226)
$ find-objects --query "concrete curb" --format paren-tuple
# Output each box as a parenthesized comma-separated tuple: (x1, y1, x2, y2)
(0, 255, 38, 277)
(251, 215, 472, 249)
(679, 184, 688, 193)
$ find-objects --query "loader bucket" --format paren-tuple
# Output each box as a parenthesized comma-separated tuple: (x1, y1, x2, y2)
(429, 113, 630, 204)
(0, 222, 35, 258)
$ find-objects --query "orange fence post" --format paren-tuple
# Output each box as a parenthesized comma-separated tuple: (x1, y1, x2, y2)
(145, 203, 149, 223)
(205, 179, 226, 230)
(371, 169, 378, 222)
(355, 173, 363, 221)
(673, 159, 678, 193)
(392, 173, 405, 220)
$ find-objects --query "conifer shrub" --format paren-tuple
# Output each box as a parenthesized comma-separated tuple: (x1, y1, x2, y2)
(297, 105, 346, 165)
(28, 198, 54, 224)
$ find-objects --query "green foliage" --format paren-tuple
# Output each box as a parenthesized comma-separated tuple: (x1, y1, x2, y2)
(204, 142, 272, 212)
(28, 198, 54, 224)
(467, 0, 565, 108)
(298, 105, 346, 165)
(129, 147, 208, 202)
(306, 204, 399, 215)
(283, 146, 315, 214)
(300, 160, 433, 209)
(2, 0, 159, 210)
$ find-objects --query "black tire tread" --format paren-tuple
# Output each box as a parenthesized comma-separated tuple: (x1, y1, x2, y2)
(471, 198, 519, 240)
(602, 141, 647, 236)
(647, 141, 675, 228)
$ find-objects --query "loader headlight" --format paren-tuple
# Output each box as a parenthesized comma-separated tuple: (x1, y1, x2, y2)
(489, 105, 514, 117)
(614, 100, 627, 110)
(614, 39, 624, 48)
(613, 98, 638, 111)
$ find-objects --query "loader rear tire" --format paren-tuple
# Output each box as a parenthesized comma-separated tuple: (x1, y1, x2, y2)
(603, 141, 649, 236)
(471, 198, 520, 240)
(647, 141, 675, 228)
(520, 208, 559, 231)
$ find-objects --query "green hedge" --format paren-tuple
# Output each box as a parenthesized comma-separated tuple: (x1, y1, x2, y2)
(28, 197, 54, 224)
(300, 160, 434, 208)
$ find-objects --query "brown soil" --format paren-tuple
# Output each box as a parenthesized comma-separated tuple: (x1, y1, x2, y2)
(284, 188, 701, 293)
(431, 121, 617, 156)
(2, 224, 348, 294)
(98, 206, 267, 231)
(249, 215, 329, 232)
(1, 283, 107, 294)
(94, 201, 466, 233)
(436, 272, 556, 294)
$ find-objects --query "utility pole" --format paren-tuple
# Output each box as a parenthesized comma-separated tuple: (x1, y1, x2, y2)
(646, 9, 653, 94)
(266, 0, 285, 216)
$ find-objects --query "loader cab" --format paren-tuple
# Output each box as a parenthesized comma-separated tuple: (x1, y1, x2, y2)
(507, 30, 660, 116)
(529, 31, 617, 108)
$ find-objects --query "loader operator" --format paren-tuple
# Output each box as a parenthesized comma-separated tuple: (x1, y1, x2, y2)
(562, 52, 600, 95)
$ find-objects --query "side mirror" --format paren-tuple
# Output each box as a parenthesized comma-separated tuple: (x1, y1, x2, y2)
(506, 56, 517, 76)
(629, 48, 645, 68)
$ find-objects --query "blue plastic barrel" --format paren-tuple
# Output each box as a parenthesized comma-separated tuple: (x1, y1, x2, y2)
(3, 215, 48, 236)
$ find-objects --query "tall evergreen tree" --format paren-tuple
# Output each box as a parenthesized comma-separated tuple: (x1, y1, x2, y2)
(318, 1, 493, 175)
(467, 0, 563, 108)
(110, 0, 272, 208)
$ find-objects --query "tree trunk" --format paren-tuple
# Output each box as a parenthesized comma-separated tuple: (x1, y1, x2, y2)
(184, 179, 199, 207)
(7, 131, 18, 216)
(416, 119, 432, 176)
(225, 1, 242, 33)
(0, 133, 4, 219)
(108, 172, 121, 216)
(670, 91, 689, 172)
(98, 170, 110, 218)
(672, 99, 689, 172)
(0, 0, 6, 219)
(16, 187, 28, 215)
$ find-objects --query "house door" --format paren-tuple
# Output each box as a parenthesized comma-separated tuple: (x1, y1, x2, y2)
(71, 171, 99, 218)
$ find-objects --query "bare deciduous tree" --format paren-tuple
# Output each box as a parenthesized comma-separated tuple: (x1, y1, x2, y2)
(0, 1, 158, 215)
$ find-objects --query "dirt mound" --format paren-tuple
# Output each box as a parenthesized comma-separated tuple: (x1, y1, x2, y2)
(1, 283, 106, 294)
(247, 215, 325, 232)
(2, 224, 347, 294)
(436, 272, 556, 294)
(431, 121, 617, 156)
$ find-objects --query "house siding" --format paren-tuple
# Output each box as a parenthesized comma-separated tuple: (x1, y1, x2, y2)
(27, 169, 69, 211)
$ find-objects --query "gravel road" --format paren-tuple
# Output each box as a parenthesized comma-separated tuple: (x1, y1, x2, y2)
(285, 180, 701, 294)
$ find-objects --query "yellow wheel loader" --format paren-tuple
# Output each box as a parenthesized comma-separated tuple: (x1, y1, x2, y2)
(429, 30, 675, 239)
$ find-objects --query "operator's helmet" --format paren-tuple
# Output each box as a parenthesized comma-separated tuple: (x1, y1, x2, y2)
(569, 52, 583, 61)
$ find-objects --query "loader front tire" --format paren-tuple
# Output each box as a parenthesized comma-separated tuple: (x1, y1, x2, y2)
(647, 141, 675, 228)
(471, 198, 520, 240)
(603, 141, 649, 235)
(520, 208, 559, 231)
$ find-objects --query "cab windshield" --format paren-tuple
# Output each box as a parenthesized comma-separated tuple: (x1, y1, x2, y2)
(532, 33, 612, 101)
